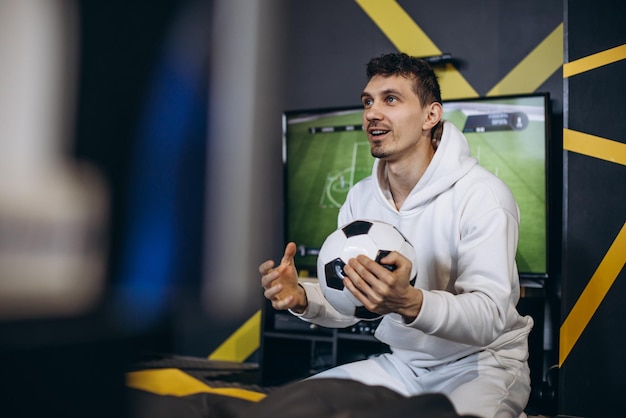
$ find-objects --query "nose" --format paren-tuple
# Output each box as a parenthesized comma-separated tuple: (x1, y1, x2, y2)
(363, 103, 382, 122)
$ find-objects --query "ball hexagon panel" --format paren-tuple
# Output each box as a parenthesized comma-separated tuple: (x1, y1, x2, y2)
(317, 219, 417, 320)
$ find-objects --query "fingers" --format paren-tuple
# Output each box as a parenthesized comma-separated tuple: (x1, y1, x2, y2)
(259, 259, 277, 290)
(263, 280, 299, 310)
(369, 251, 413, 280)
(261, 271, 291, 310)
(343, 259, 383, 313)
(259, 259, 275, 275)
(280, 242, 297, 267)
(272, 294, 295, 310)
(260, 242, 301, 311)
(378, 250, 410, 270)
(347, 255, 388, 285)
(344, 258, 378, 296)
(259, 242, 297, 288)
(344, 252, 411, 298)
(263, 280, 282, 300)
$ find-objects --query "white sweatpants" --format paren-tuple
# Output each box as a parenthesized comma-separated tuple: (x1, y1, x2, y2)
(309, 349, 530, 418)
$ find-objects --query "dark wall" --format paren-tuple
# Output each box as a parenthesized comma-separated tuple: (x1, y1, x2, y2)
(560, 0, 626, 416)
(284, 0, 563, 111)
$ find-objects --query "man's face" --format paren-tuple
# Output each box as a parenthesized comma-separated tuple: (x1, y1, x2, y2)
(360, 74, 429, 162)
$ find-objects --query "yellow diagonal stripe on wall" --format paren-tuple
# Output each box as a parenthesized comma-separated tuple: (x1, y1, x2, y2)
(564, 43, 626, 78)
(208, 310, 261, 362)
(355, 0, 477, 99)
(560, 222, 626, 366)
(487, 23, 563, 96)
(561, 127, 626, 366)
(563, 128, 626, 166)
(355, 0, 439, 56)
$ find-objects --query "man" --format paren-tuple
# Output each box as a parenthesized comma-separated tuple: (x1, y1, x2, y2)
(259, 52, 533, 418)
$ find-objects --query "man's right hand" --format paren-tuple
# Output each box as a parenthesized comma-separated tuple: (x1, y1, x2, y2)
(259, 242, 308, 313)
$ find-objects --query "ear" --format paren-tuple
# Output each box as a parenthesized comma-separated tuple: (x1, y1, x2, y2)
(422, 102, 443, 130)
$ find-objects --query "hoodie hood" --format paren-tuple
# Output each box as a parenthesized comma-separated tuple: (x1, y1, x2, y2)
(372, 120, 477, 212)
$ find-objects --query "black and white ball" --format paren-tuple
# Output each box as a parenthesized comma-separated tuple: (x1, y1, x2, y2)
(316, 219, 417, 320)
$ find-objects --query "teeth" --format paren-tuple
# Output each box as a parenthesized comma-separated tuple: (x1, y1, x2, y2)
(371, 130, 386, 135)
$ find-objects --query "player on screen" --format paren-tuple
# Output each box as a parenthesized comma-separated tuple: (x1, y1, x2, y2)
(259, 52, 532, 418)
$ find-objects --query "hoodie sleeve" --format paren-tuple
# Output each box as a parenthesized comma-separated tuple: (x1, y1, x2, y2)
(290, 280, 360, 328)
(407, 175, 521, 347)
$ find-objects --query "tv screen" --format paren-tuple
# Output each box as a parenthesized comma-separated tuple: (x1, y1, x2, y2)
(283, 93, 550, 280)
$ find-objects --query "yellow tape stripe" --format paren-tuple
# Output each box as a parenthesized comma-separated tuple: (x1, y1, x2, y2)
(561, 129, 626, 365)
(208, 310, 261, 362)
(436, 64, 479, 100)
(564, 43, 626, 78)
(487, 23, 563, 96)
(126, 368, 267, 402)
(560, 223, 626, 366)
(355, 0, 440, 56)
(355, 0, 477, 99)
(563, 128, 626, 166)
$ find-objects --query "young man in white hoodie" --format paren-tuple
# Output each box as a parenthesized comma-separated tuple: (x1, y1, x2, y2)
(259, 52, 533, 418)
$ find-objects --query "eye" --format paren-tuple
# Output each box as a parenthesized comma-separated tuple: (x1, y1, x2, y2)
(362, 97, 373, 107)
(386, 96, 397, 103)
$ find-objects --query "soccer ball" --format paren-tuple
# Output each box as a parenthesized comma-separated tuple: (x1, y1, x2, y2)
(316, 219, 417, 320)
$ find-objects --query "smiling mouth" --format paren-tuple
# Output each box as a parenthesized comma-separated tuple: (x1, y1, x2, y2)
(368, 128, 390, 138)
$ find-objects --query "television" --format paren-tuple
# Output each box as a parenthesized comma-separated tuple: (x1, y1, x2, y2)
(283, 93, 551, 281)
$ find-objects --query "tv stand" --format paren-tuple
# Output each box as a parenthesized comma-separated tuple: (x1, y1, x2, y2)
(259, 300, 388, 386)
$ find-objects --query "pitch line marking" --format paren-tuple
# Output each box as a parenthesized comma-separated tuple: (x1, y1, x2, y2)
(326, 168, 352, 208)
(350, 142, 358, 188)
(321, 175, 332, 206)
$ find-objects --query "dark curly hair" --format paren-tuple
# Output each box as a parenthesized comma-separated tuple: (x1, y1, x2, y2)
(366, 52, 442, 108)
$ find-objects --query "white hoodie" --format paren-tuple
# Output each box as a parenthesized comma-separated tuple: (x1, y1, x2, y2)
(296, 121, 533, 368)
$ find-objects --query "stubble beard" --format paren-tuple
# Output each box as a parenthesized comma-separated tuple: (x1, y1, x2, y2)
(370, 141, 391, 159)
